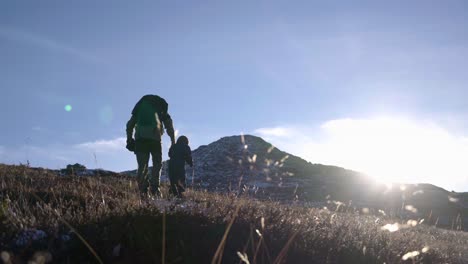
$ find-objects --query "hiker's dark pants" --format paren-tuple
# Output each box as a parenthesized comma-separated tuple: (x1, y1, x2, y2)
(135, 139, 162, 195)
(168, 165, 186, 197)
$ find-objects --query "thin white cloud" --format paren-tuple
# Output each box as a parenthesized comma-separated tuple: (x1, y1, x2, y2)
(0, 144, 70, 168)
(0, 137, 135, 171)
(254, 117, 468, 192)
(254, 127, 291, 137)
(75, 137, 127, 153)
(0, 26, 101, 63)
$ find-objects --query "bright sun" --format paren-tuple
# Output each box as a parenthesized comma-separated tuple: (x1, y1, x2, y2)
(300, 117, 468, 189)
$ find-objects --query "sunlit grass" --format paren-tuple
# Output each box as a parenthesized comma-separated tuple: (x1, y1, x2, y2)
(0, 164, 467, 263)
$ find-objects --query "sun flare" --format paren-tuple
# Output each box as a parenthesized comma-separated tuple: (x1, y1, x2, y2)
(318, 117, 468, 188)
(326, 118, 468, 187)
(257, 117, 468, 190)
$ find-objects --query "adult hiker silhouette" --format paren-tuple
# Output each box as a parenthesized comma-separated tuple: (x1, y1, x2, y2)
(126, 95, 175, 198)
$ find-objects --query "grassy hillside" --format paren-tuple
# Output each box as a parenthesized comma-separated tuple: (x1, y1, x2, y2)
(1, 164, 467, 263)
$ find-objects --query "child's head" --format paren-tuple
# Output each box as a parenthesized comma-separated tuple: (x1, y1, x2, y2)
(176, 135, 189, 145)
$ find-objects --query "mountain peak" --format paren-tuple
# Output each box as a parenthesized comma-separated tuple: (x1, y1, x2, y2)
(196, 134, 271, 151)
(124, 134, 367, 200)
(161, 134, 365, 200)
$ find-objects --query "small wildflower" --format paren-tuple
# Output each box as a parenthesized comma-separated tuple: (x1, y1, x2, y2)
(402, 251, 420, 260)
(405, 205, 418, 213)
(255, 229, 262, 237)
(237, 252, 250, 264)
(381, 223, 400, 232)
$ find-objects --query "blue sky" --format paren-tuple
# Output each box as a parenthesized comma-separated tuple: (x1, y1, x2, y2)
(1, 1, 468, 191)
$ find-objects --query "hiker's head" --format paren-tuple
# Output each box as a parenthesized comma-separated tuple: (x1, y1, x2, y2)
(177, 135, 189, 145)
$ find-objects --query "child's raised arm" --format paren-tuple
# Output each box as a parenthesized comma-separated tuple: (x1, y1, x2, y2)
(185, 146, 193, 167)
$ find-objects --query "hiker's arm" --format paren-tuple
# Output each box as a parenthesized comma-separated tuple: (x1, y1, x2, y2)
(161, 113, 175, 145)
(126, 115, 136, 141)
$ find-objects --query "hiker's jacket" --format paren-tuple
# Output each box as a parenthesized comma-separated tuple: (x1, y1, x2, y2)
(168, 142, 193, 175)
(126, 95, 175, 142)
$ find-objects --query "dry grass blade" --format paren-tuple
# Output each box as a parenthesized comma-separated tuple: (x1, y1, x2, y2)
(252, 235, 263, 264)
(238, 227, 253, 264)
(162, 209, 166, 264)
(211, 202, 242, 264)
(273, 231, 299, 264)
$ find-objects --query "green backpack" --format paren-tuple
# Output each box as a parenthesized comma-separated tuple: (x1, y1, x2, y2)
(132, 95, 169, 140)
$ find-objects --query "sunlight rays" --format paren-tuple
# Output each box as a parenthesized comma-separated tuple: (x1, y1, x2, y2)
(255, 117, 468, 191)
